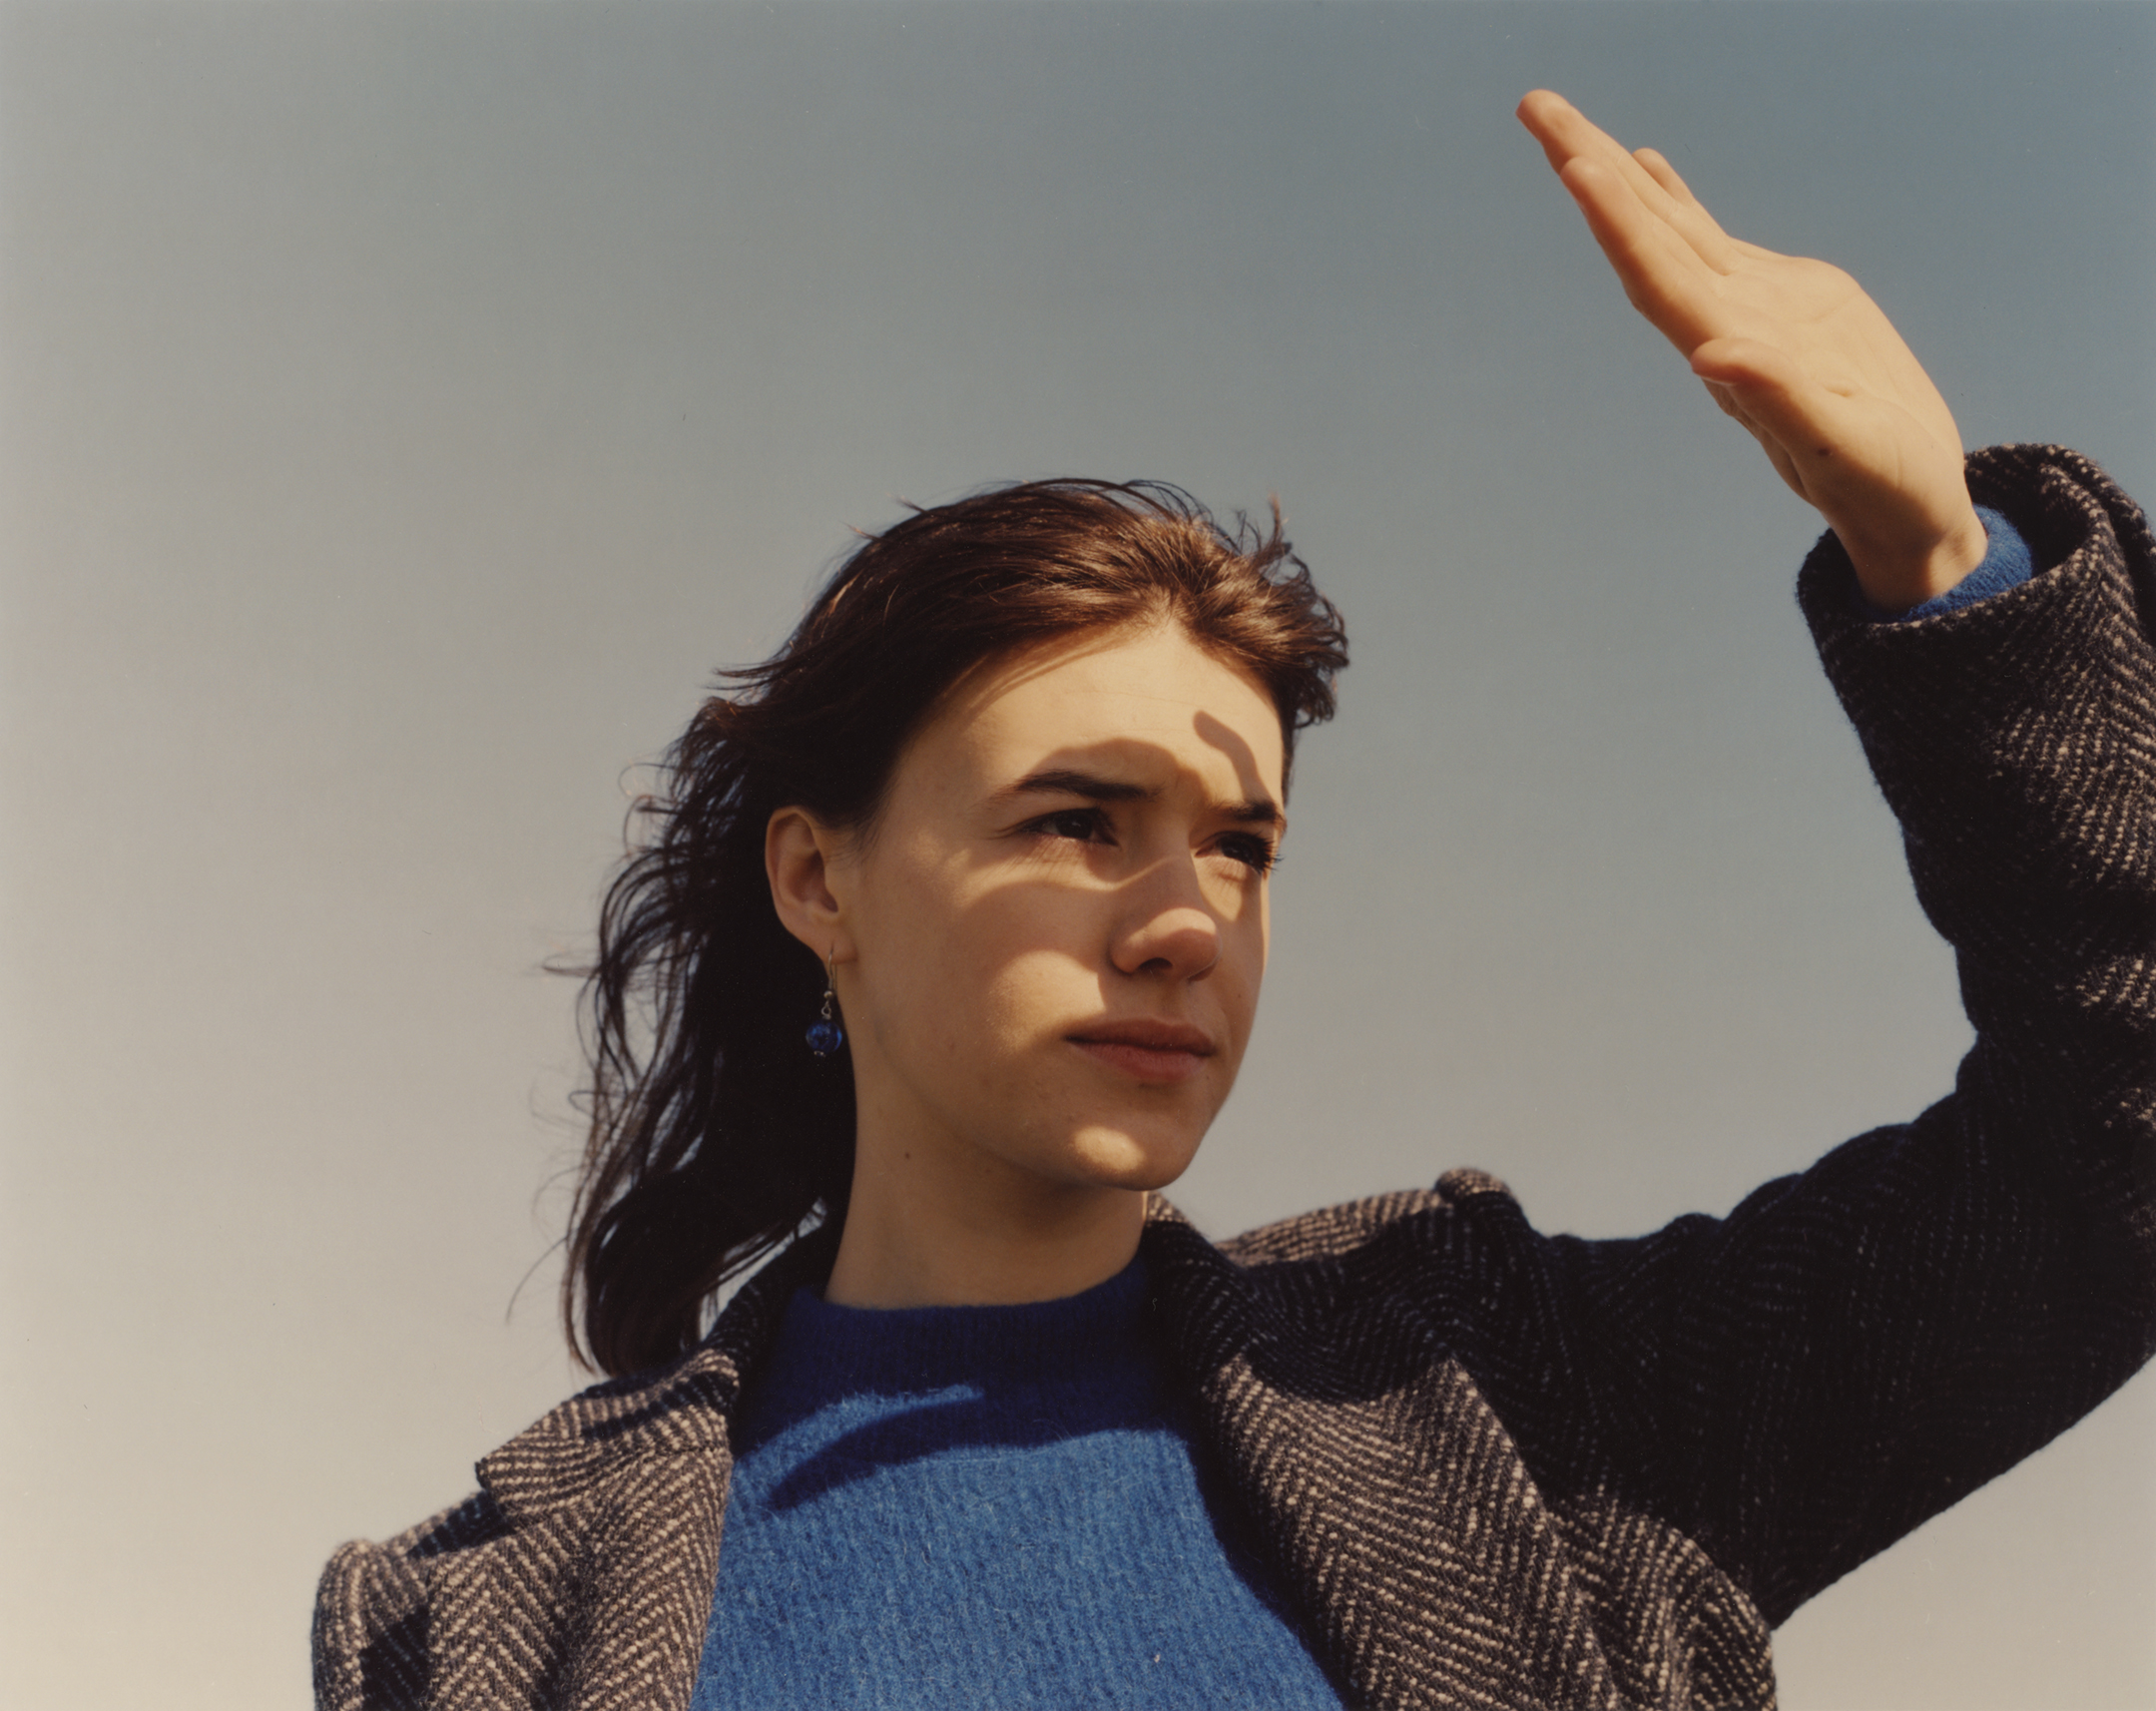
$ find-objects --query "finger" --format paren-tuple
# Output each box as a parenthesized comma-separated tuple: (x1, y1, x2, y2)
(1631, 148, 1701, 212)
(1689, 334, 1854, 460)
(1516, 89, 1599, 175)
(1697, 369, 1815, 505)
(1631, 148, 1740, 272)
(1518, 92, 1729, 268)
(1699, 376, 1745, 423)
(1700, 377, 1787, 462)
(1517, 91, 1671, 209)
(1557, 156, 1724, 353)
(1518, 92, 1671, 211)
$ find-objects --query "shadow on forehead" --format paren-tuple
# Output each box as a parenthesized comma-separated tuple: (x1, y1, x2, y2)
(998, 732, 1282, 824)
(1193, 711, 1285, 817)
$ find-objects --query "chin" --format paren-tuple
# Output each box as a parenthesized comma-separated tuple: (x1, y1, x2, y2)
(1056, 1121, 1207, 1193)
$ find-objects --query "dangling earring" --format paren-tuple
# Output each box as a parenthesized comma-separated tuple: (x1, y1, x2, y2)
(805, 952, 845, 1055)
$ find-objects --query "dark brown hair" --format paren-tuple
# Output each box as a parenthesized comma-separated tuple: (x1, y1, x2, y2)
(564, 479, 1349, 1376)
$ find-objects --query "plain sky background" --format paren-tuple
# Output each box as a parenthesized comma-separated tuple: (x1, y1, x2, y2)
(3, 4, 2151, 1707)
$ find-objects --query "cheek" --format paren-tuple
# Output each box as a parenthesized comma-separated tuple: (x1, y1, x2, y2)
(861, 861, 1101, 1061)
(969, 907, 1107, 1051)
(1217, 900, 1268, 1043)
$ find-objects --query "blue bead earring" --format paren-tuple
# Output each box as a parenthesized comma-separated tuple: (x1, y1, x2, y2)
(806, 953, 845, 1056)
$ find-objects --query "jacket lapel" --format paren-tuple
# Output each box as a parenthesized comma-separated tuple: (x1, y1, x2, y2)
(421, 1208, 1623, 1709)
(428, 1230, 836, 1711)
(1142, 1206, 1621, 1711)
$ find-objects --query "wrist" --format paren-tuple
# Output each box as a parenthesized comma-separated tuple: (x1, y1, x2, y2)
(1840, 505, 1989, 615)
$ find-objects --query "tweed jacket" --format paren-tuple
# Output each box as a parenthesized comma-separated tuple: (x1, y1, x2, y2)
(314, 446, 2156, 1711)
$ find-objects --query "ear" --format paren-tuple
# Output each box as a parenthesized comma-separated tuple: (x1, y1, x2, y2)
(766, 806, 853, 962)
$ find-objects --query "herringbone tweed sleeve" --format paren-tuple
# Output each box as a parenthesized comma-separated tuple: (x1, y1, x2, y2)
(1506, 444, 2156, 1628)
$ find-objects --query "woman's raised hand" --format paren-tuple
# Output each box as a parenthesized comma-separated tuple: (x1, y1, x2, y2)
(1516, 90, 1988, 612)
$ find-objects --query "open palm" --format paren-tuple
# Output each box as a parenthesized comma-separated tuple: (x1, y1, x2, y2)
(1517, 91, 1987, 612)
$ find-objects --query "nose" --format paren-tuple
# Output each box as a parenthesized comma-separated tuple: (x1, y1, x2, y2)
(1108, 858, 1221, 981)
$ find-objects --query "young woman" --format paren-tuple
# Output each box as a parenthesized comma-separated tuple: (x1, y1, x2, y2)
(314, 93, 2155, 1710)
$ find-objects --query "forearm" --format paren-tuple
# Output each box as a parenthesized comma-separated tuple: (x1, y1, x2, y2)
(1525, 448, 2154, 1621)
(1802, 444, 2156, 1087)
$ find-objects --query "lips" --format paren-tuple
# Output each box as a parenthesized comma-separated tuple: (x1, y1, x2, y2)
(1066, 1019, 1218, 1085)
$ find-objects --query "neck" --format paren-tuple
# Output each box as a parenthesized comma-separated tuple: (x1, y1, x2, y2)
(823, 1133, 1147, 1310)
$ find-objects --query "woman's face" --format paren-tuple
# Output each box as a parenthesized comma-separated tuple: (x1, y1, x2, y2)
(818, 620, 1286, 1205)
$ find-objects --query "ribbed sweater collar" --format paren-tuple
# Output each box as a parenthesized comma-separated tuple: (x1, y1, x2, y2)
(757, 1256, 1152, 1403)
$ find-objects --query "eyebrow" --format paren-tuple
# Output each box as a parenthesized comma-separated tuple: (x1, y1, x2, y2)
(997, 767, 1285, 828)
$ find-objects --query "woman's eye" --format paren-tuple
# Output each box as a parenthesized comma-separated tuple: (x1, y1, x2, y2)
(1041, 809, 1105, 844)
(1217, 834, 1279, 875)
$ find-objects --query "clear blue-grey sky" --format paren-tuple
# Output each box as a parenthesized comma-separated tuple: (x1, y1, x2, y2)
(3, 5, 2150, 1707)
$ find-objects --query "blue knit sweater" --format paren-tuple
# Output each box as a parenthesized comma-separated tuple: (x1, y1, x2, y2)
(689, 1258, 1346, 1708)
(687, 513, 2033, 1709)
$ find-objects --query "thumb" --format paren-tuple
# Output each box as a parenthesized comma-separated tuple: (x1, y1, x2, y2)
(1689, 335, 1847, 459)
